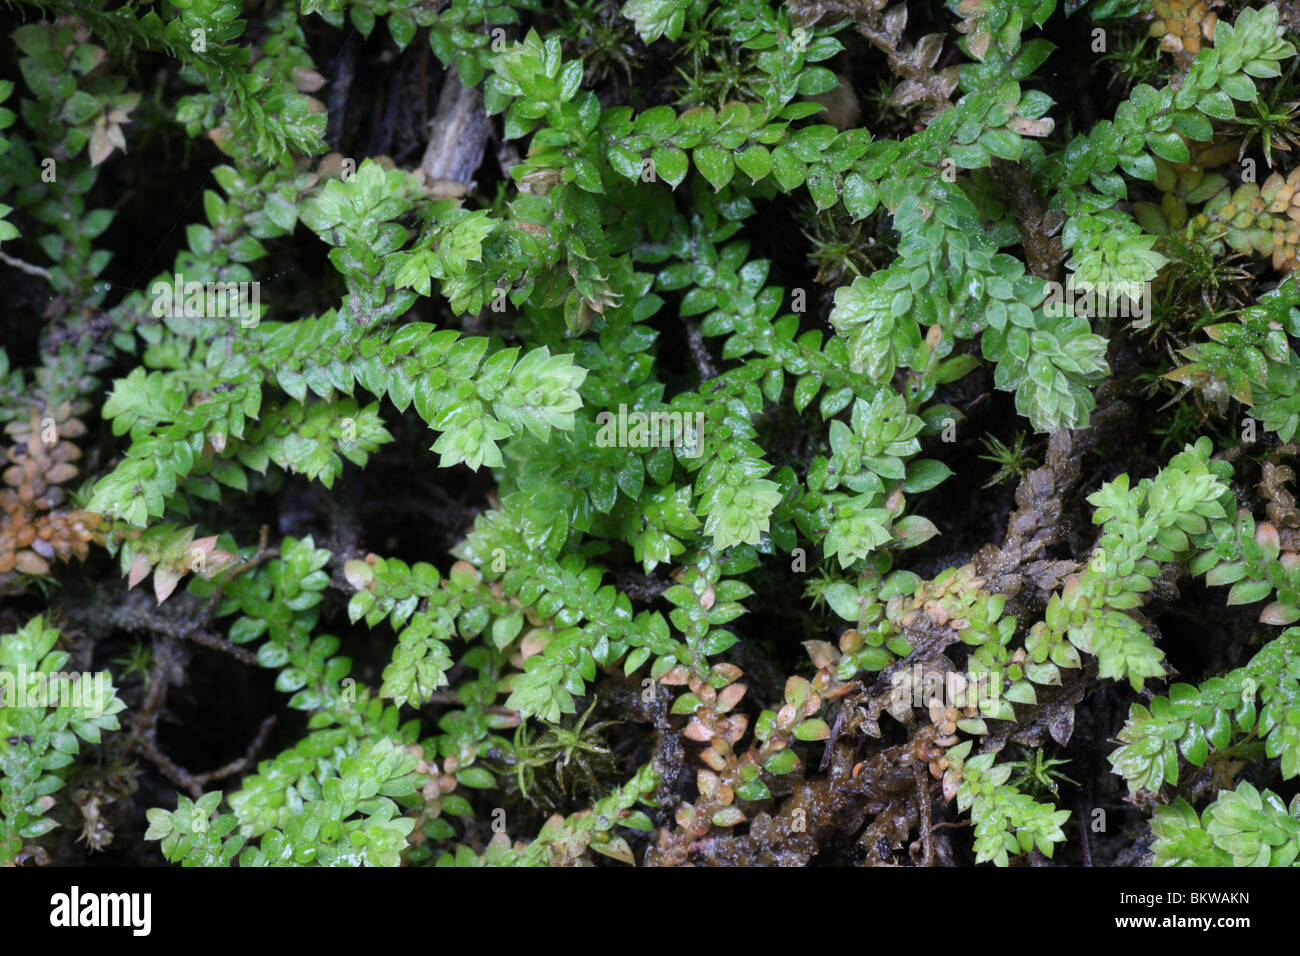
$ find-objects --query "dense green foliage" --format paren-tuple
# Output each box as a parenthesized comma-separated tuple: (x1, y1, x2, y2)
(3, 0, 1300, 867)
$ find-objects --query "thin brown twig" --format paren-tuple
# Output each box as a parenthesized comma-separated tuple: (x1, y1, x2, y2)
(128, 638, 274, 798)
(182, 628, 258, 665)
(193, 716, 277, 787)
(686, 321, 717, 382)
(198, 524, 279, 621)
(64, 596, 259, 666)
(0, 249, 53, 280)
(914, 763, 934, 866)
(133, 737, 202, 799)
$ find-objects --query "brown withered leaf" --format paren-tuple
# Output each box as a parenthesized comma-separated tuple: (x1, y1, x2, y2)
(883, 3, 907, 36)
(891, 80, 930, 108)
(913, 33, 944, 70)
(14, 550, 50, 575)
(291, 66, 326, 92)
(803, 639, 840, 671)
(45, 462, 79, 485)
(152, 564, 184, 604)
(128, 552, 151, 589)
(88, 124, 114, 166)
(1011, 116, 1055, 138)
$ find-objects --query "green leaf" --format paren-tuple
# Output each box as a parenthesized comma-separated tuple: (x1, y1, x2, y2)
(763, 749, 800, 775)
(736, 145, 772, 183)
(1145, 131, 1191, 163)
(902, 459, 953, 493)
(622, 0, 688, 43)
(793, 718, 830, 741)
(770, 147, 807, 190)
(456, 766, 496, 789)
(694, 145, 735, 191)
(652, 146, 689, 188)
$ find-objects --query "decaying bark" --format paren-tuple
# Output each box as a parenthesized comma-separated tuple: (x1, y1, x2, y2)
(420, 69, 490, 198)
